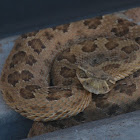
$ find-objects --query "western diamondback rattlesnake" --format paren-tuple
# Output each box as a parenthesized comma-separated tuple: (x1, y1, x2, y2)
(0, 14, 140, 122)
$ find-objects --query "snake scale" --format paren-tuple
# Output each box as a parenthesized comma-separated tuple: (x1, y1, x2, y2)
(0, 13, 140, 122)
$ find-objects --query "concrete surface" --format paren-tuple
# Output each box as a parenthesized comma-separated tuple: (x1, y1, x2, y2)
(0, 36, 33, 140)
(26, 110, 140, 140)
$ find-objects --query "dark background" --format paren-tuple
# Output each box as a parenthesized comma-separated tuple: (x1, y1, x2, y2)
(1, 0, 140, 38)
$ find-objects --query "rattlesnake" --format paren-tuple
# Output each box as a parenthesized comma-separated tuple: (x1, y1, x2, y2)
(0, 14, 140, 122)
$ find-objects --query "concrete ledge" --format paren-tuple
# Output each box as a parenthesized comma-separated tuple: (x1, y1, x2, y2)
(26, 110, 140, 140)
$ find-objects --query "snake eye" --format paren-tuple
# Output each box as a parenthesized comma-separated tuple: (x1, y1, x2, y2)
(76, 68, 88, 78)
(85, 82, 89, 86)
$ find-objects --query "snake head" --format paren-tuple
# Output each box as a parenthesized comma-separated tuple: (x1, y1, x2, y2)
(76, 66, 116, 94)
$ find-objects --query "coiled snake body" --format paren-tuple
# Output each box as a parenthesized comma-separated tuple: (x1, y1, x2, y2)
(0, 14, 140, 122)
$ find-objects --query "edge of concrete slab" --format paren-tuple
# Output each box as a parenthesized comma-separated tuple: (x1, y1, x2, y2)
(26, 110, 140, 140)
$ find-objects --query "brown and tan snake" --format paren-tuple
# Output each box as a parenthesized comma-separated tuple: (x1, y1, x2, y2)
(0, 13, 140, 122)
